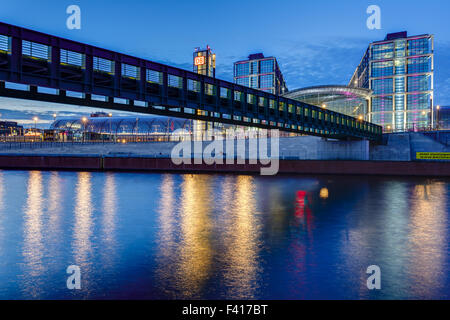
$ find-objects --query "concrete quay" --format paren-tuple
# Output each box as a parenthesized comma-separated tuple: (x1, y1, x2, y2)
(0, 133, 448, 176)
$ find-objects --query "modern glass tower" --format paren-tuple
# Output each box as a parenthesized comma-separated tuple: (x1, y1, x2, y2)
(350, 32, 434, 132)
(193, 46, 216, 139)
(234, 53, 288, 95)
(193, 45, 215, 77)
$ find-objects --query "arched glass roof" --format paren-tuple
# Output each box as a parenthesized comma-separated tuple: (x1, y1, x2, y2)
(51, 116, 192, 134)
(283, 85, 372, 119)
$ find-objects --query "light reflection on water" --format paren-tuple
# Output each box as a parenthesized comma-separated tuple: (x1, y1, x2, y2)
(21, 171, 44, 298)
(0, 170, 448, 299)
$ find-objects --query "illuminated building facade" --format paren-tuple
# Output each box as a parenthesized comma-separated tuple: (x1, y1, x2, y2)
(234, 53, 288, 95)
(193, 45, 215, 78)
(193, 46, 216, 139)
(0, 121, 23, 136)
(350, 31, 434, 132)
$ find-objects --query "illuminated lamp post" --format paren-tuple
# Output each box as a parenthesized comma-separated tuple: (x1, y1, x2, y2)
(52, 113, 57, 141)
(108, 113, 113, 142)
(82, 117, 87, 142)
(436, 105, 440, 130)
(421, 111, 427, 131)
(33, 116, 38, 141)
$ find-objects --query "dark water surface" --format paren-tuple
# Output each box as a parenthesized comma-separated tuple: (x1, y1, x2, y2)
(0, 170, 448, 299)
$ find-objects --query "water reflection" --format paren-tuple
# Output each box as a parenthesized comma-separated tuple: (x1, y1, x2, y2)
(176, 175, 213, 298)
(0, 171, 447, 300)
(0, 172, 4, 271)
(21, 171, 44, 298)
(101, 173, 118, 269)
(408, 182, 448, 298)
(72, 172, 93, 274)
(156, 174, 178, 296)
(222, 176, 261, 299)
(46, 172, 62, 253)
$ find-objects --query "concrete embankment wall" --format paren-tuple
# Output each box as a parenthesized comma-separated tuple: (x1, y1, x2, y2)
(0, 132, 448, 176)
(0, 155, 448, 177)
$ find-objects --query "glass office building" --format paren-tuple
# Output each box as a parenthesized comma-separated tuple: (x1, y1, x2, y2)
(234, 53, 288, 95)
(350, 32, 434, 132)
(283, 85, 371, 120)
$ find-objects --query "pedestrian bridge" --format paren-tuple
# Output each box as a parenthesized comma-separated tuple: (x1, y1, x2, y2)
(0, 21, 382, 141)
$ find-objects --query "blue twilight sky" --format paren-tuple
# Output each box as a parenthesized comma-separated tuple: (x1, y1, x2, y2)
(0, 0, 449, 126)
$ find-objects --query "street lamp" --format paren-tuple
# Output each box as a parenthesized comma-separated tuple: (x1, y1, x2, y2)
(33, 116, 38, 141)
(82, 117, 87, 142)
(321, 104, 327, 109)
(436, 105, 440, 130)
(358, 115, 364, 121)
(108, 113, 113, 142)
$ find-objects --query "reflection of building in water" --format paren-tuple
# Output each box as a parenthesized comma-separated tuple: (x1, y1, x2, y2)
(46, 172, 63, 260)
(73, 172, 93, 270)
(222, 176, 261, 299)
(101, 173, 118, 269)
(178, 175, 213, 298)
(295, 190, 312, 218)
(408, 182, 448, 297)
(22, 171, 44, 298)
(156, 174, 179, 297)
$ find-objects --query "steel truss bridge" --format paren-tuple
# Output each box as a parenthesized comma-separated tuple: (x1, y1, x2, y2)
(0, 22, 381, 141)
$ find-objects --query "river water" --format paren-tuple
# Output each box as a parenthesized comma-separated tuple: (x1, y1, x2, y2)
(0, 170, 448, 299)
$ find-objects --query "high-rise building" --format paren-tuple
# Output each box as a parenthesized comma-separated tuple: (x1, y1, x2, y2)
(193, 46, 216, 139)
(193, 45, 215, 77)
(234, 53, 288, 95)
(350, 31, 434, 132)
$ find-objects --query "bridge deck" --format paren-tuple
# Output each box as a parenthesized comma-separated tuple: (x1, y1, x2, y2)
(0, 21, 381, 141)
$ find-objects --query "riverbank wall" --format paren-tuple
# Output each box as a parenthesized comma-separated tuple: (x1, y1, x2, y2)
(0, 154, 448, 177)
(0, 132, 448, 176)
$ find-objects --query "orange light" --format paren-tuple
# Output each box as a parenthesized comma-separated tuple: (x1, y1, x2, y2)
(194, 56, 205, 66)
(320, 188, 329, 199)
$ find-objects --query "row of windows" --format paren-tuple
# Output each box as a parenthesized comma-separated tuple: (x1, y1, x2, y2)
(371, 112, 430, 128)
(371, 75, 431, 94)
(371, 56, 431, 77)
(234, 59, 275, 77)
(235, 74, 274, 89)
(371, 37, 431, 60)
(372, 93, 431, 112)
